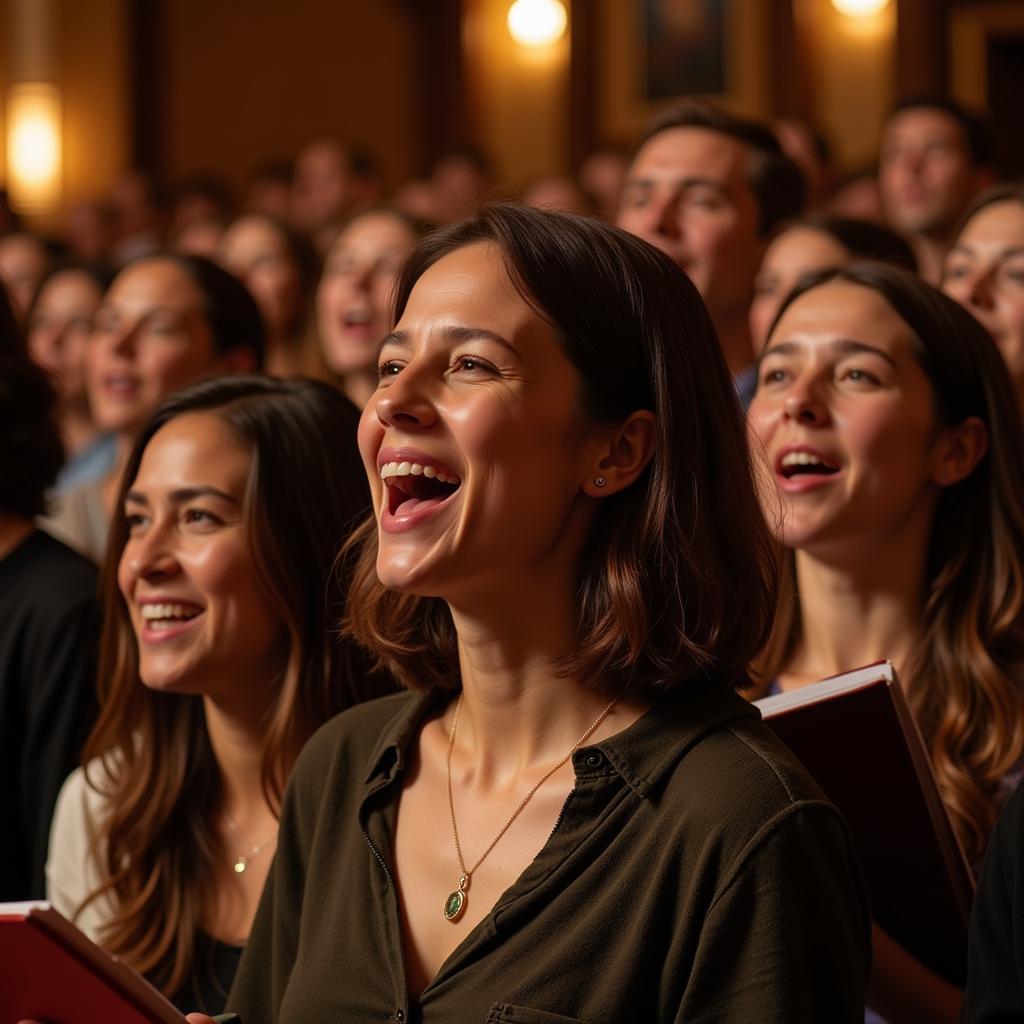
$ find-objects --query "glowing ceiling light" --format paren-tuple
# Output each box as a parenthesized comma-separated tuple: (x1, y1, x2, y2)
(507, 0, 567, 48)
(6, 82, 62, 213)
(831, 0, 890, 15)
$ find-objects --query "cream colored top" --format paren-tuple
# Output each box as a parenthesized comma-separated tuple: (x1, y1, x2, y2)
(46, 762, 116, 942)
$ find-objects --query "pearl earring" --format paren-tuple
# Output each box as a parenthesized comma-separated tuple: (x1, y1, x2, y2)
(594, 476, 607, 487)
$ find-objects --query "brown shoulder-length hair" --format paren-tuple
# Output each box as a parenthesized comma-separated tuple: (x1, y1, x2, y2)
(81, 375, 382, 997)
(343, 203, 778, 696)
(756, 263, 1024, 865)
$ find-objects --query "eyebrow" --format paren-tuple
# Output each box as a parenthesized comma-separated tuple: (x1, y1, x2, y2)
(761, 339, 898, 368)
(949, 244, 1024, 259)
(379, 325, 520, 358)
(125, 486, 240, 506)
(623, 175, 726, 193)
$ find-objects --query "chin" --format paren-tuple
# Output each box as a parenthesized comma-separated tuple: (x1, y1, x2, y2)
(138, 664, 205, 696)
(374, 548, 451, 599)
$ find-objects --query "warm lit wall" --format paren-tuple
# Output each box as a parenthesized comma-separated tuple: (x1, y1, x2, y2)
(158, 0, 418, 194)
(798, 0, 897, 171)
(60, 0, 130, 209)
(0, 0, 129, 230)
(463, 0, 572, 192)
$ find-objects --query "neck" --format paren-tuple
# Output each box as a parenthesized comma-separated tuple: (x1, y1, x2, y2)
(714, 308, 755, 377)
(62, 401, 99, 457)
(0, 514, 33, 560)
(202, 671, 289, 825)
(910, 235, 949, 287)
(445, 567, 629, 782)
(786, 525, 930, 686)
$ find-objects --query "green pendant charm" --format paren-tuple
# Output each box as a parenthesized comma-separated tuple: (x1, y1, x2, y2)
(444, 875, 468, 922)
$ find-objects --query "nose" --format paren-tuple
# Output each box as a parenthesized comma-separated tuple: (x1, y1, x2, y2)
(653, 193, 682, 241)
(966, 267, 996, 312)
(352, 261, 376, 291)
(123, 520, 180, 582)
(782, 374, 830, 427)
(373, 366, 438, 431)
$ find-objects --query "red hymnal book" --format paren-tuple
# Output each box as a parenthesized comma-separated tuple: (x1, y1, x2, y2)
(0, 901, 186, 1023)
(755, 662, 975, 986)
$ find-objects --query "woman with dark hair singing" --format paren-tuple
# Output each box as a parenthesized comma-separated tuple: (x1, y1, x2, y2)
(182, 204, 871, 1024)
(46, 376, 387, 1013)
(748, 263, 1024, 1021)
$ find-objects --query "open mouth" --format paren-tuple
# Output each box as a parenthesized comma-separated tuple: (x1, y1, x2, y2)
(140, 602, 204, 631)
(381, 460, 461, 517)
(104, 374, 141, 396)
(342, 309, 374, 331)
(778, 451, 840, 479)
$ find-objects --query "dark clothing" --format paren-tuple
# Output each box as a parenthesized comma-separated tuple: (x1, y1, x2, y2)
(963, 777, 1024, 1022)
(229, 684, 871, 1024)
(170, 933, 245, 1016)
(0, 529, 99, 899)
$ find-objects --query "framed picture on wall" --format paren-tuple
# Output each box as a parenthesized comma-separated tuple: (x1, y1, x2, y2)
(596, 0, 771, 144)
(644, 0, 727, 101)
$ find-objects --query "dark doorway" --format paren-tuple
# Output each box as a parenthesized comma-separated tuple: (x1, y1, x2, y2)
(987, 35, 1024, 177)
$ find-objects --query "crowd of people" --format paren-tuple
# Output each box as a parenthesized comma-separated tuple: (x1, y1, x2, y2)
(2, 92, 1024, 1023)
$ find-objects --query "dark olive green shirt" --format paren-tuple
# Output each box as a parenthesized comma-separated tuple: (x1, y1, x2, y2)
(228, 684, 870, 1023)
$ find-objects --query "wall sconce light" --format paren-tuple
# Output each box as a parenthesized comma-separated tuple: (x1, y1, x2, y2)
(507, 0, 567, 48)
(6, 82, 62, 214)
(831, 0, 890, 15)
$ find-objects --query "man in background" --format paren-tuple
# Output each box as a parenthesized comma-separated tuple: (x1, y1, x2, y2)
(878, 96, 996, 285)
(617, 101, 804, 406)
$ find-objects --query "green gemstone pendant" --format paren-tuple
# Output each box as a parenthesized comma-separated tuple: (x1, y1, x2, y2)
(444, 875, 468, 921)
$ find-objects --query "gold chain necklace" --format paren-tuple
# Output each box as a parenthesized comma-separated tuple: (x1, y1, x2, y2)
(224, 813, 278, 875)
(442, 692, 618, 922)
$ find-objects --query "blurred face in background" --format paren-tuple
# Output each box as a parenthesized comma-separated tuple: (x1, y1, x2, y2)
(317, 211, 416, 387)
(87, 258, 218, 436)
(618, 127, 764, 325)
(879, 108, 978, 239)
(943, 199, 1024, 400)
(26, 269, 105, 411)
(0, 232, 49, 323)
(749, 226, 849, 353)
(292, 140, 353, 234)
(220, 215, 303, 343)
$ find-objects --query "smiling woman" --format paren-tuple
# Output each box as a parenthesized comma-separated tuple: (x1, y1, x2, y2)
(211, 204, 872, 1024)
(748, 263, 1024, 1021)
(44, 376, 388, 1015)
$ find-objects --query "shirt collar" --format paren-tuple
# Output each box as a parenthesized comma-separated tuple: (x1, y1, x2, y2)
(589, 681, 761, 797)
(361, 682, 761, 796)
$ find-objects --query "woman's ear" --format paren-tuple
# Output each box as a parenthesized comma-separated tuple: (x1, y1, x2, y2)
(931, 416, 988, 487)
(582, 410, 657, 497)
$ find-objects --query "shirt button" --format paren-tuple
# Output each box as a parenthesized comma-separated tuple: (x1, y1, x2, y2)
(396, 1010, 404, 1022)
(584, 751, 603, 769)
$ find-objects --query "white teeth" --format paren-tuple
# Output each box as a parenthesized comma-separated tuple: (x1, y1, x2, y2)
(781, 452, 833, 468)
(379, 460, 460, 485)
(140, 602, 201, 621)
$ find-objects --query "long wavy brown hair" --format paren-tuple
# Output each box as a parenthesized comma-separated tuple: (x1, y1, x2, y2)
(343, 204, 779, 699)
(78, 376, 383, 997)
(755, 264, 1024, 866)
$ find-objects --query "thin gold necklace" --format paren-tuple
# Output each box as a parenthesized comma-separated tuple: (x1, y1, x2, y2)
(224, 813, 278, 875)
(442, 692, 618, 922)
